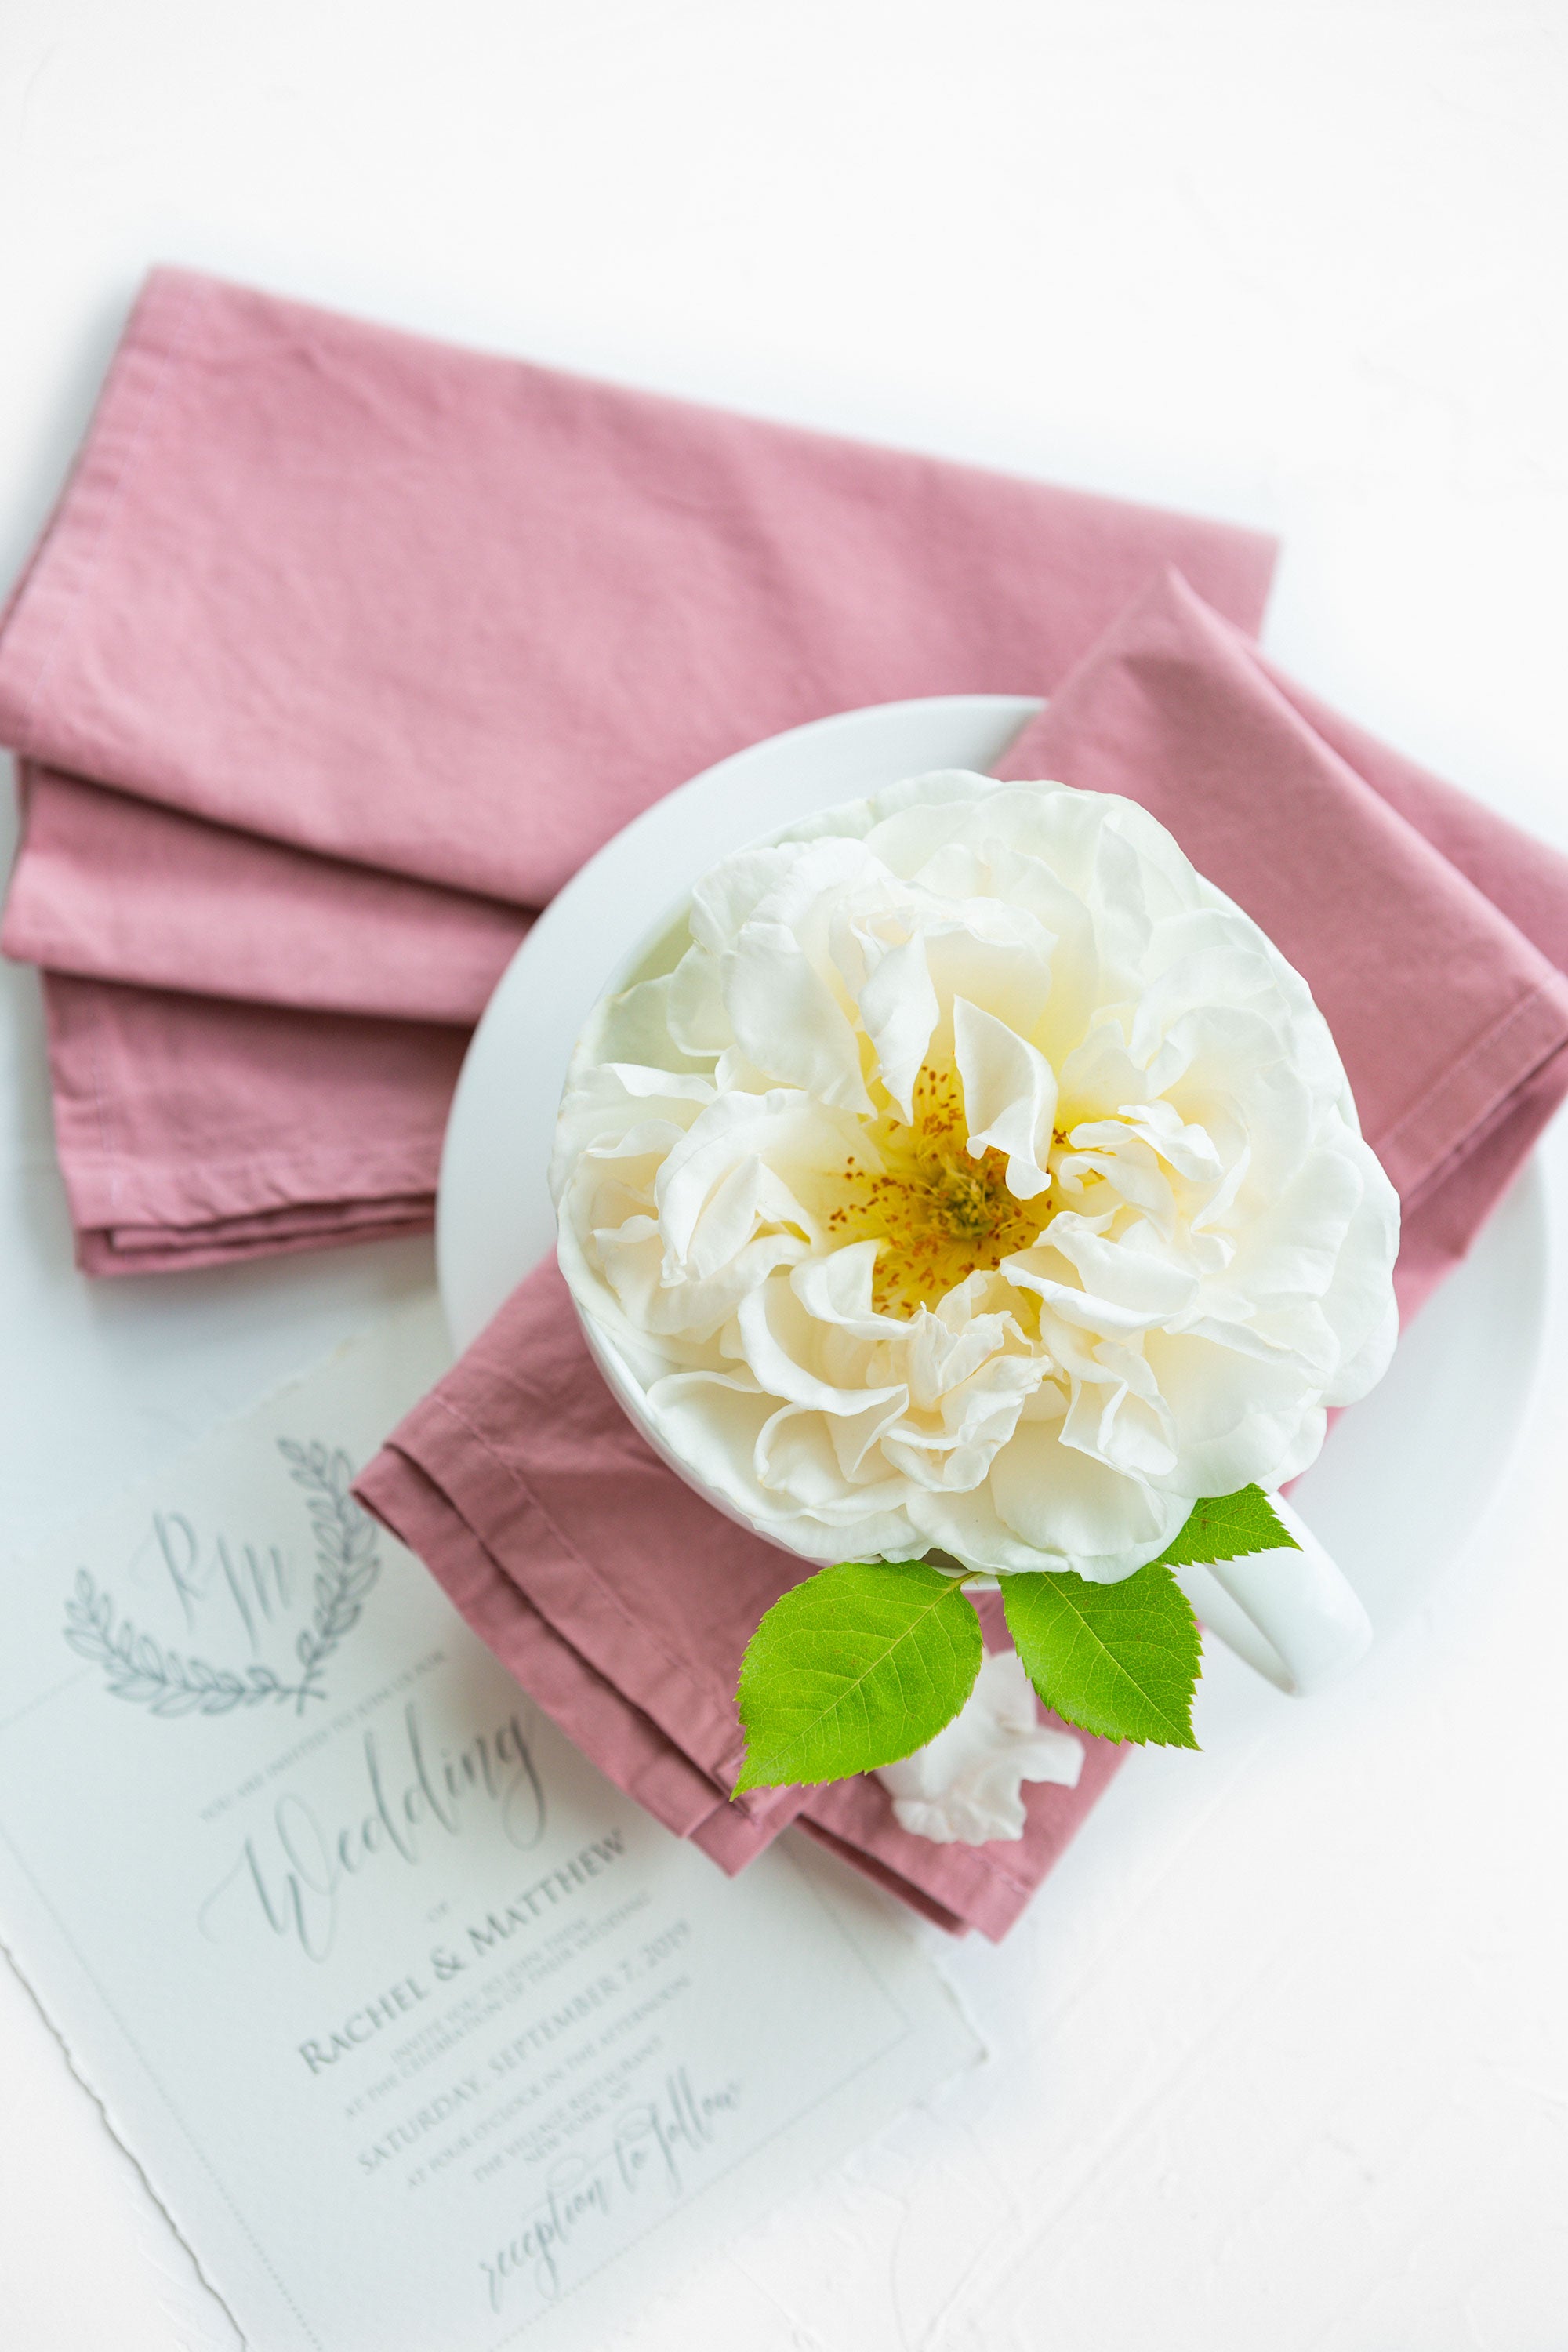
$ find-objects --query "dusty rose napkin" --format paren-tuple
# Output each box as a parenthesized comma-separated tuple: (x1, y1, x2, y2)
(0, 267, 1276, 1271)
(355, 1253, 1125, 1940)
(354, 569, 1568, 1936)
(995, 570, 1568, 1319)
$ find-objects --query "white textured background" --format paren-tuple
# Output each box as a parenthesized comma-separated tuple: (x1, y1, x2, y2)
(2, 4, 1566, 2347)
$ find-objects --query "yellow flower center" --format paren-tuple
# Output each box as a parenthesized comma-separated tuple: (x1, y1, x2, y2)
(825, 1065, 1050, 1316)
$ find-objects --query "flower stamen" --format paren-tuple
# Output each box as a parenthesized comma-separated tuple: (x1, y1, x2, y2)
(825, 1065, 1050, 1315)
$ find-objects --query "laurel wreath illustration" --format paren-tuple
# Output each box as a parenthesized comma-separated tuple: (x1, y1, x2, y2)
(62, 1439, 381, 1719)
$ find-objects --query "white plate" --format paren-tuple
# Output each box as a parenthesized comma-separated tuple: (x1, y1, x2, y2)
(437, 695, 1549, 1642)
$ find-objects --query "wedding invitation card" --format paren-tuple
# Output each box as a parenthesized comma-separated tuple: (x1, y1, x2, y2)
(0, 1300, 979, 2351)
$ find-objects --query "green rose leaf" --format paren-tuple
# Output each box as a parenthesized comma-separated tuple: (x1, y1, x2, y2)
(1154, 1484, 1301, 1570)
(997, 1563, 1202, 1748)
(733, 1559, 983, 1795)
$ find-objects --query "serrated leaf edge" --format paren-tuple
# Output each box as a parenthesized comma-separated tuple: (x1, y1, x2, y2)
(1154, 1484, 1300, 1571)
(999, 1563, 1202, 1751)
(733, 1561, 982, 1795)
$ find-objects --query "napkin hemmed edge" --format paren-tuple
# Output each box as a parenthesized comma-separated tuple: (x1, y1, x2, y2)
(354, 1442, 805, 1864)
(75, 1201, 434, 1276)
(0, 270, 213, 759)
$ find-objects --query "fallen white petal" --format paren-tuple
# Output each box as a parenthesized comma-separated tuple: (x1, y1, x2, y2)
(876, 1651, 1085, 1845)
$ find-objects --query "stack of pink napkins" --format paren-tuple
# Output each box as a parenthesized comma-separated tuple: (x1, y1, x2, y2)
(0, 267, 1272, 1272)
(5, 271, 1568, 1936)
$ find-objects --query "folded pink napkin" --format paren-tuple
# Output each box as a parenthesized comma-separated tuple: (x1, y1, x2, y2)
(355, 1253, 1126, 1940)
(0, 267, 1276, 1271)
(354, 569, 1568, 1936)
(38, 975, 466, 1274)
(995, 570, 1568, 1319)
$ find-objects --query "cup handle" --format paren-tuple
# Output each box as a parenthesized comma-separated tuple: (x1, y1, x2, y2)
(1169, 1492, 1372, 1697)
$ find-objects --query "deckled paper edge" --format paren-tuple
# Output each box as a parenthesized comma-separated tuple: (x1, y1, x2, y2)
(0, 1290, 452, 2351)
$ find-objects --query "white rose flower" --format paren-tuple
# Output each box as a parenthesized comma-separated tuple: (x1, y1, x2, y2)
(551, 771, 1399, 1584)
(875, 1650, 1084, 1845)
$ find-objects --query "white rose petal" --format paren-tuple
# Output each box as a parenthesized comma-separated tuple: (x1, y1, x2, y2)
(875, 1651, 1085, 1846)
(953, 995, 1059, 1200)
(553, 774, 1400, 1584)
